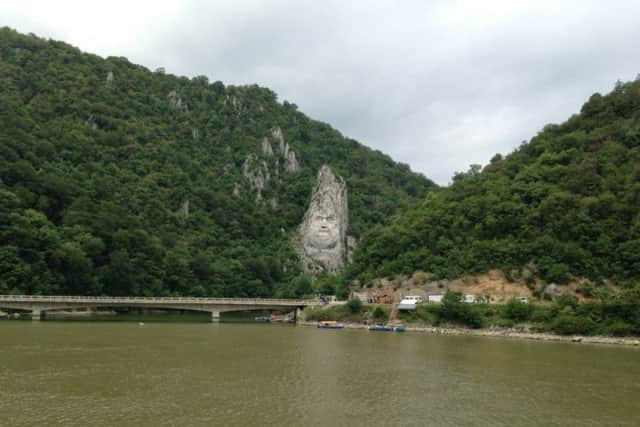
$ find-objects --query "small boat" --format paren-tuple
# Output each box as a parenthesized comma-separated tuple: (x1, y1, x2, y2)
(368, 325, 392, 332)
(0, 311, 8, 320)
(254, 316, 271, 322)
(369, 324, 405, 332)
(317, 321, 345, 329)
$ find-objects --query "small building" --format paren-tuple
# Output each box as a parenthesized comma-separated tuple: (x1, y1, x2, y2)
(463, 294, 477, 304)
(374, 294, 393, 304)
(350, 291, 374, 304)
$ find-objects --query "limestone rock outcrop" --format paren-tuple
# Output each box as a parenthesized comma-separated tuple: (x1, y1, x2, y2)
(285, 150, 300, 173)
(271, 126, 300, 174)
(262, 137, 274, 156)
(242, 154, 270, 200)
(167, 90, 187, 111)
(241, 126, 303, 202)
(298, 165, 351, 275)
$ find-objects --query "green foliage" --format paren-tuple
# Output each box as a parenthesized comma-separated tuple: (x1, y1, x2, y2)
(504, 298, 533, 322)
(352, 77, 640, 286)
(346, 298, 363, 314)
(440, 291, 485, 328)
(549, 314, 597, 335)
(309, 289, 640, 335)
(372, 305, 388, 321)
(0, 28, 434, 297)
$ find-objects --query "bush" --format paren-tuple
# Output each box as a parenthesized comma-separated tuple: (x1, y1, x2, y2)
(604, 321, 634, 336)
(531, 306, 553, 323)
(372, 305, 388, 322)
(555, 294, 579, 310)
(551, 314, 596, 335)
(346, 298, 363, 314)
(440, 291, 485, 328)
(504, 298, 533, 322)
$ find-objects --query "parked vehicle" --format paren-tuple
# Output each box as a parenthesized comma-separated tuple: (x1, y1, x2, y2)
(428, 295, 444, 304)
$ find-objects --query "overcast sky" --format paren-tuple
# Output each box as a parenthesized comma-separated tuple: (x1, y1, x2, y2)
(2, 1, 640, 184)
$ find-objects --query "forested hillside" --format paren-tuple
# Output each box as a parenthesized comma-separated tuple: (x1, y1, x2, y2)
(351, 77, 640, 290)
(0, 28, 435, 297)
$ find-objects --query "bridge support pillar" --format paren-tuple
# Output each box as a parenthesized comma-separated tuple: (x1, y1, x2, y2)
(295, 307, 305, 324)
(31, 309, 43, 321)
(210, 310, 220, 323)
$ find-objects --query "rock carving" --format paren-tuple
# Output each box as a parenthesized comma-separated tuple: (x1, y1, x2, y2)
(298, 165, 351, 275)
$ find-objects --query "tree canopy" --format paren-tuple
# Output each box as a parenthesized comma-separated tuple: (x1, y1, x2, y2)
(0, 27, 435, 297)
(351, 77, 640, 287)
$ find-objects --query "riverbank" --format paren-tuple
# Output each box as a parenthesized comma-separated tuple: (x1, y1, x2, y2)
(298, 320, 640, 347)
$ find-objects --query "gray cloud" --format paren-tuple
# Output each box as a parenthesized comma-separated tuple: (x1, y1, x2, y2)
(2, 0, 640, 184)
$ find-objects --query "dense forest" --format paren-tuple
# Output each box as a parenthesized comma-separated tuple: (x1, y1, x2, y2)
(0, 28, 435, 297)
(351, 77, 640, 290)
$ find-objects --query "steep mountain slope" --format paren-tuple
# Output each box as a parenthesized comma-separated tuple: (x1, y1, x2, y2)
(0, 28, 435, 297)
(351, 78, 640, 289)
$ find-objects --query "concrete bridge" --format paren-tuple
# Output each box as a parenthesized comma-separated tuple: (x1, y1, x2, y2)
(0, 295, 322, 322)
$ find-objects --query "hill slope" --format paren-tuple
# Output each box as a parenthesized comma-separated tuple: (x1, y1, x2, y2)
(351, 78, 640, 289)
(0, 28, 435, 297)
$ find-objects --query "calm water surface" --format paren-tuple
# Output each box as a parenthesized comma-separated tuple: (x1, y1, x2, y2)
(1, 321, 639, 426)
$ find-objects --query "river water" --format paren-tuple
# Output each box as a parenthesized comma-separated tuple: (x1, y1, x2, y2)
(1, 321, 639, 426)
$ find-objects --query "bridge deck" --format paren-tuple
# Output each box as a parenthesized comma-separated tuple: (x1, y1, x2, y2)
(0, 295, 318, 306)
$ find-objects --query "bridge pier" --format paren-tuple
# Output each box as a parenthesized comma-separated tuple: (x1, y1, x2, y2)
(210, 310, 220, 323)
(31, 309, 43, 321)
(294, 307, 305, 324)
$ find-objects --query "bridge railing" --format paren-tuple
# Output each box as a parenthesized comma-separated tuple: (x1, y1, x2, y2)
(0, 295, 319, 306)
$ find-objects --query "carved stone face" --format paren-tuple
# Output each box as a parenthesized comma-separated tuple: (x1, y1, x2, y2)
(298, 165, 349, 275)
(307, 207, 340, 250)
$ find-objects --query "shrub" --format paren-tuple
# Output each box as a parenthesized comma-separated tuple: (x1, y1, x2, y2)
(372, 305, 388, 321)
(555, 294, 579, 310)
(604, 321, 634, 336)
(440, 291, 485, 328)
(551, 314, 596, 335)
(504, 298, 533, 322)
(346, 298, 363, 314)
(531, 306, 553, 323)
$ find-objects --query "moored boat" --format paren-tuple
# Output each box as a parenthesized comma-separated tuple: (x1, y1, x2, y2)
(317, 321, 345, 329)
(369, 324, 405, 332)
(368, 325, 392, 332)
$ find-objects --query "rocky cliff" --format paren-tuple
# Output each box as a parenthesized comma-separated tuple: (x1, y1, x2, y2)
(298, 165, 351, 275)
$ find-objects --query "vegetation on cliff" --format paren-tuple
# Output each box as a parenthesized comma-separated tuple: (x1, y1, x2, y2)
(351, 77, 640, 291)
(0, 28, 434, 297)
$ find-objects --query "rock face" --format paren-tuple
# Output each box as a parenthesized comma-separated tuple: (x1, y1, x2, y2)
(167, 90, 187, 111)
(298, 165, 350, 275)
(285, 150, 300, 173)
(261, 137, 274, 156)
(242, 154, 270, 200)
